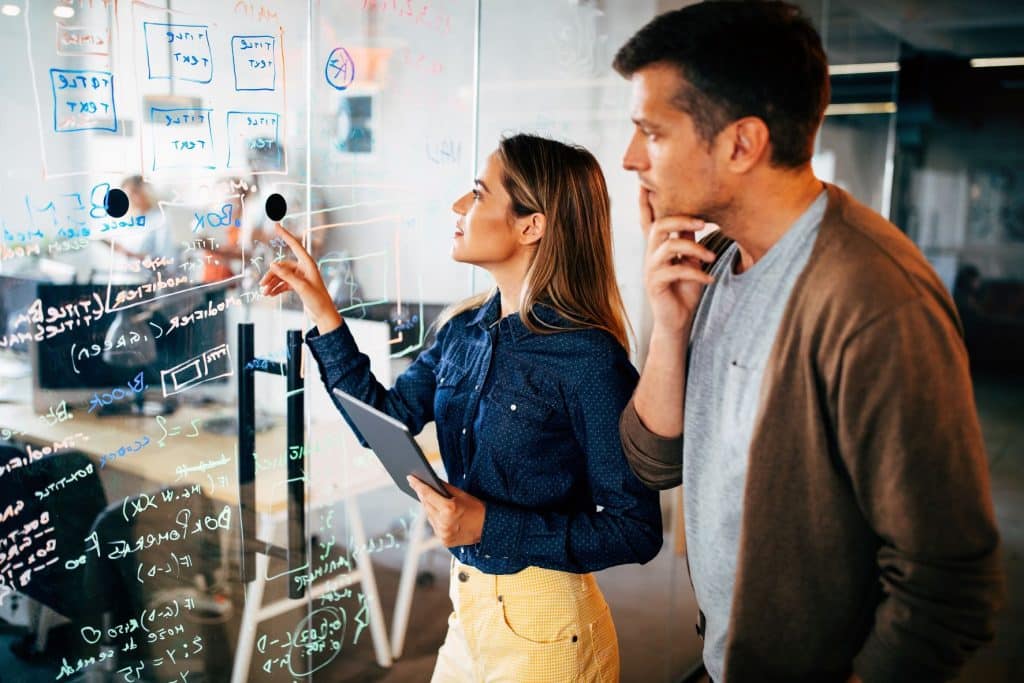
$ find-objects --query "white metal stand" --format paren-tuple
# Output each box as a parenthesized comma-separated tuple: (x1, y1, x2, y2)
(389, 505, 443, 659)
(231, 503, 393, 683)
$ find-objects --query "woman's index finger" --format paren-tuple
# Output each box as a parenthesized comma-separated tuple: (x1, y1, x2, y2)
(274, 223, 316, 265)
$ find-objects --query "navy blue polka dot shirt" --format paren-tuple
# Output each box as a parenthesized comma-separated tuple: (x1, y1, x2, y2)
(306, 292, 662, 574)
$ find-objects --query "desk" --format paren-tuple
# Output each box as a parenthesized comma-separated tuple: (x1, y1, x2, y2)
(0, 378, 444, 677)
(0, 382, 440, 512)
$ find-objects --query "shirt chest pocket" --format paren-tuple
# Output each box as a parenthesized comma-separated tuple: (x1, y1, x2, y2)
(479, 387, 558, 456)
(481, 388, 575, 500)
(721, 359, 767, 455)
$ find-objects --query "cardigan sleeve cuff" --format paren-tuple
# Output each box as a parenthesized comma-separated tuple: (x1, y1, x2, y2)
(619, 398, 684, 490)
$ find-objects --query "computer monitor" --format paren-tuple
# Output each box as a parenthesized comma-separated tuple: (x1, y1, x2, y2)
(27, 281, 230, 412)
(0, 275, 42, 357)
(0, 276, 39, 399)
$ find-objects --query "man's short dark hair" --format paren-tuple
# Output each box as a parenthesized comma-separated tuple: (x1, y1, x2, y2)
(613, 0, 830, 168)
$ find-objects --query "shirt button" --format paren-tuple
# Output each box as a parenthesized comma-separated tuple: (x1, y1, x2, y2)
(474, 384, 480, 391)
(510, 404, 517, 411)
(461, 428, 466, 435)
(458, 571, 469, 582)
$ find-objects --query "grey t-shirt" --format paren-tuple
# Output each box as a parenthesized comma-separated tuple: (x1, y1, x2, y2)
(685, 191, 826, 682)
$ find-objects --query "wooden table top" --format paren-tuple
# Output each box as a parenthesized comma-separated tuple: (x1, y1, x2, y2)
(0, 384, 441, 514)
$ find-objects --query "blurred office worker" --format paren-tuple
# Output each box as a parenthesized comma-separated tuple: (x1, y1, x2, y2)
(615, 2, 1005, 682)
(107, 175, 171, 275)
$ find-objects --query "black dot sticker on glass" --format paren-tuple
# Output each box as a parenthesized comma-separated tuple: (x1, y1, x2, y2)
(265, 193, 287, 221)
(105, 188, 129, 218)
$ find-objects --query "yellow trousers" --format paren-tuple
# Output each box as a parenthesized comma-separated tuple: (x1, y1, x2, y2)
(430, 559, 620, 683)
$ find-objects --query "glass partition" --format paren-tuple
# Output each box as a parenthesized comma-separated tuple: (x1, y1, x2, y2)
(1, 1, 312, 682)
(0, 2, 916, 682)
(292, 0, 479, 680)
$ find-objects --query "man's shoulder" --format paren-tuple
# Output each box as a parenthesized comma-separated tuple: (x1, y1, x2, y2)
(798, 186, 955, 329)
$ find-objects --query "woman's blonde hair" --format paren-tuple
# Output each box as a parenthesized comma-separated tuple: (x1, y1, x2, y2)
(437, 134, 631, 351)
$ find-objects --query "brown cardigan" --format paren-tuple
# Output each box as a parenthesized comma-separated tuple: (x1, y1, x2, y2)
(620, 184, 1004, 682)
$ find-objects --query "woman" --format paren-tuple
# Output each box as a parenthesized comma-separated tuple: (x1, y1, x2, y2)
(261, 134, 662, 682)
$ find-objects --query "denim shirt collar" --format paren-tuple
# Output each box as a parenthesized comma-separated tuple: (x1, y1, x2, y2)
(466, 291, 571, 342)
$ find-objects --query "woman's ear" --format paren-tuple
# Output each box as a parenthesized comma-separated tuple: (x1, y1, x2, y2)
(519, 213, 546, 246)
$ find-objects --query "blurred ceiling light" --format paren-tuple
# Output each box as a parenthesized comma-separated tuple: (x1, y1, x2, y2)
(825, 102, 897, 116)
(971, 56, 1024, 68)
(52, 5, 73, 18)
(1, 4, 21, 16)
(829, 62, 900, 76)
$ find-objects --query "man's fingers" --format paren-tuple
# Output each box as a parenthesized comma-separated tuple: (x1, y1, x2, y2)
(646, 216, 706, 243)
(649, 238, 717, 266)
(638, 187, 654, 236)
(648, 263, 716, 287)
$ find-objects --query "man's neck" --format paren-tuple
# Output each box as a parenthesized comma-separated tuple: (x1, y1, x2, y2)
(722, 168, 825, 274)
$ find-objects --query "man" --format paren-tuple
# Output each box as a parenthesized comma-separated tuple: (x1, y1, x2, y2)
(614, 2, 1003, 682)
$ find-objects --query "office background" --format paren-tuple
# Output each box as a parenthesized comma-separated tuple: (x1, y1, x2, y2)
(0, 1, 1022, 681)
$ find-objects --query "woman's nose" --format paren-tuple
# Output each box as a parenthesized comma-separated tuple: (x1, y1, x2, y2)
(452, 191, 471, 214)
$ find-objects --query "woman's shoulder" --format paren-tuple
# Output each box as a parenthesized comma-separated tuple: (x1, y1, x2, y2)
(533, 305, 628, 353)
(530, 320, 636, 383)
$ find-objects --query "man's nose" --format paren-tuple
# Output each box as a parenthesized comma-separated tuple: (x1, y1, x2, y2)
(622, 131, 647, 171)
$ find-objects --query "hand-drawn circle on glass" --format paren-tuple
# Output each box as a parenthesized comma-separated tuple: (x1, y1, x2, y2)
(265, 193, 287, 221)
(105, 188, 130, 218)
(325, 47, 356, 91)
(287, 606, 346, 676)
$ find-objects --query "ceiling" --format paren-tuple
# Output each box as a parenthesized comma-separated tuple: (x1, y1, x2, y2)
(806, 0, 1024, 64)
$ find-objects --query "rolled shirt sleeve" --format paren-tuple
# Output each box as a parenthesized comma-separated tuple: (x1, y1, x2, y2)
(306, 320, 445, 437)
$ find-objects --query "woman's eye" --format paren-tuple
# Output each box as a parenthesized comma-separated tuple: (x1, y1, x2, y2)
(471, 189, 481, 200)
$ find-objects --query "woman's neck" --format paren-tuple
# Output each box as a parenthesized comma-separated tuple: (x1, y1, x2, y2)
(487, 254, 532, 318)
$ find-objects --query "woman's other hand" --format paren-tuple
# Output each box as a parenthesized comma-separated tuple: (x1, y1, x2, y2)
(259, 224, 342, 334)
(407, 476, 486, 547)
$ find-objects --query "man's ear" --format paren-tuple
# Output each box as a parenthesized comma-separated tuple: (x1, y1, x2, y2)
(720, 116, 771, 173)
(518, 213, 546, 246)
